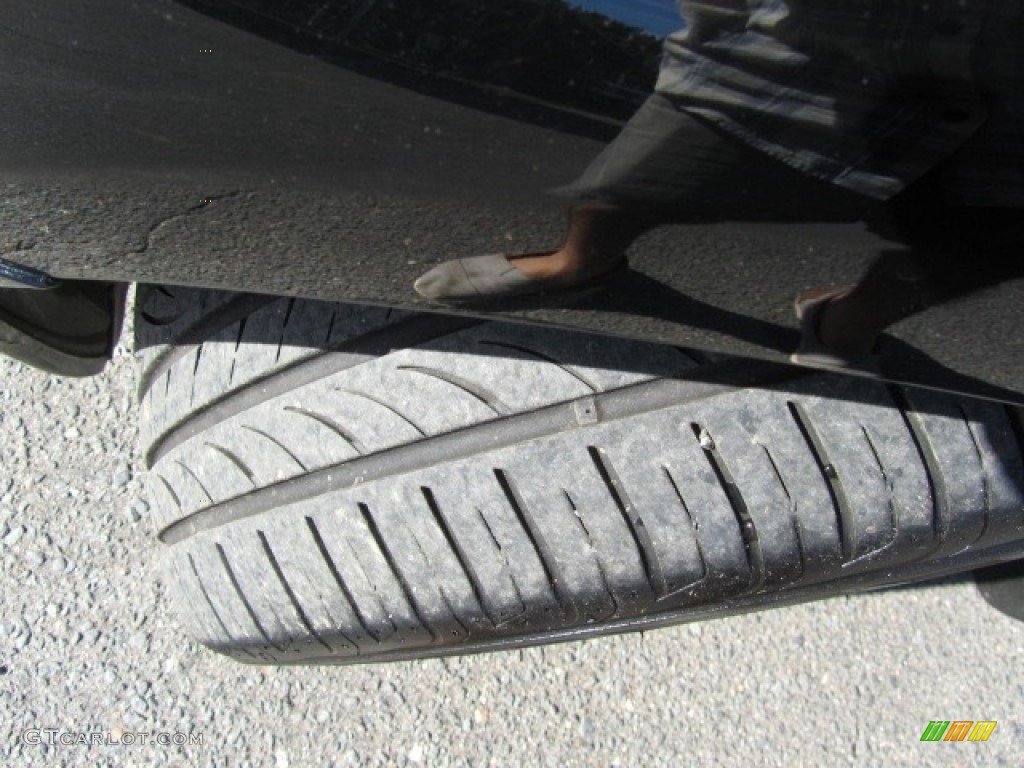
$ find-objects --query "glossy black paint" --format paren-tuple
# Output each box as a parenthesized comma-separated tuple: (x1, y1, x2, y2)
(2, 0, 1021, 402)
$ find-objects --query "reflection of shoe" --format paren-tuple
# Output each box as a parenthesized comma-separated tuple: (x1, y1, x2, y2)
(414, 252, 624, 304)
(790, 289, 881, 376)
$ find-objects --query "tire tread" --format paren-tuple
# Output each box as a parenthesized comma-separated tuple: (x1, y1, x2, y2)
(135, 286, 1024, 663)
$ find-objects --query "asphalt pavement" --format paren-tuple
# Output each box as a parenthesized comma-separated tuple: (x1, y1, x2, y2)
(0, 292, 1021, 767)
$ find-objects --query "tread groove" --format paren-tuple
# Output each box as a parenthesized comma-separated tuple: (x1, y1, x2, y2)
(787, 401, 855, 561)
(475, 507, 529, 617)
(144, 313, 478, 467)
(843, 431, 906, 564)
(204, 442, 258, 487)
(228, 316, 248, 386)
(233, 316, 248, 353)
(323, 308, 337, 345)
(438, 591, 471, 638)
(274, 298, 296, 364)
(563, 490, 591, 539)
(139, 309, 183, 327)
(174, 460, 214, 504)
(477, 340, 598, 393)
(397, 365, 503, 414)
(156, 474, 182, 511)
(958, 405, 991, 548)
(888, 386, 946, 556)
(765, 444, 810, 575)
(860, 426, 898, 550)
(282, 406, 365, 454)
(690, 423, 766, 591)
(560, 485, 617, 618)
(215, 543, 284, 653)
(241, 426, 309, 471)
(189, 347, 200, 407)
(137, 292, 279, 398)
(338, 390, 427, 437)
(588, 446, 666, 596)
(590, 556, 620, 621)
(421, 487, 496, 626)
(408, 530, 472, 639)
(256, 530, 338, 653)
(187, 552, 258, 660)
(494, 468, 577, 624)
(341, 533, 400, 638)
(792, 518, 808, 578)
(762, 445, 792, 503)
(560, 490, 617, 618)
(357, 502, 438, 641)
(303, 516, 381, 643)
(660, 466, 709, 593)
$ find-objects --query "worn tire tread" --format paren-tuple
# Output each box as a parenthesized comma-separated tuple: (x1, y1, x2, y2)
(135, 286, 1024, 664)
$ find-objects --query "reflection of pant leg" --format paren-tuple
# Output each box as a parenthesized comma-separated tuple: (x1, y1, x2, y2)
(551, 93, 744, 212)
(553, 93, 871, 222)
(546, 93, 751, 268)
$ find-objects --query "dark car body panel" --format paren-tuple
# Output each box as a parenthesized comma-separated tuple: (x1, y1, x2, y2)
(2, 0, 1021, 402)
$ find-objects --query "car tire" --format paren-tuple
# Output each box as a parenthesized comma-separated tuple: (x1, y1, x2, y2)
(135, 285, 1024, 664)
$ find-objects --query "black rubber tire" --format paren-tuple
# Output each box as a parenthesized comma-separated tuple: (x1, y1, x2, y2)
(136, 285, 1024, 664)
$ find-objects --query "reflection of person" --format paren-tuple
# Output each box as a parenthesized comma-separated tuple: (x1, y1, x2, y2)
(414, 0, 1023, 358)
